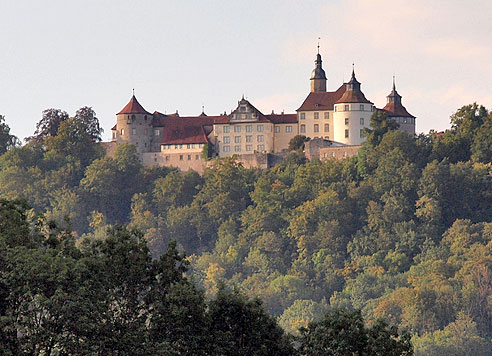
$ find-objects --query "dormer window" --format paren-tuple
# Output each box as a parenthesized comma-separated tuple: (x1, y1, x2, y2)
(240, 106, 246, 112)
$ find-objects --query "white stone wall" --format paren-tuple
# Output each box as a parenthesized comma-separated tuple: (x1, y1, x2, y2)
(333, 103, 373, 145)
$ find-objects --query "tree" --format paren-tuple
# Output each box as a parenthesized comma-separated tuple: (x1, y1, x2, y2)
(364, 109, 399, 147)
(208, 286, 294, 356)
(288, 135, 310, 151)
(0, 115, 20, 154)
(74, 106, 103, 142)
(298, 308, 413, 356)
(26, 108, 69, 143)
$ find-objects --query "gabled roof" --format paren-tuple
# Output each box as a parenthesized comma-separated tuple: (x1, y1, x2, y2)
(382, 102, 415, 118)
(266, 113, 298, 124)
(297, 84, 346, 111)
(335, 88, 373, 104)
(117, 95, 152, 115)
(152, 111, 218, 145)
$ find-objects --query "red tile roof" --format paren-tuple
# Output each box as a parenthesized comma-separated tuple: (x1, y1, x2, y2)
(382, 102, 415, 118)
(335, 88, 373, 104)
(117, 95, 152, 115)
(266, 113, 298, 124)
(152, 112, 218, 145)
(297, 84, 346, 111)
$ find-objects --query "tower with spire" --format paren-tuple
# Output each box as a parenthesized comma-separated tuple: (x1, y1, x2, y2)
(114, 93, 154, 154)
(310, 42, 327, 92)
(332, 66, 374, 145)
(382, 77, 416, 134)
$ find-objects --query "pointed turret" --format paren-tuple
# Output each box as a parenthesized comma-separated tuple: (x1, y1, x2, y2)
(310, 47, 327, 92)
(335, 65, 372, 104)
(117, 95, 151, 115)
(382, 77, 414, 118)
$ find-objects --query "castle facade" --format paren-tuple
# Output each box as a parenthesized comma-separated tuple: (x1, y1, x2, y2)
(106, 51, 415, 172)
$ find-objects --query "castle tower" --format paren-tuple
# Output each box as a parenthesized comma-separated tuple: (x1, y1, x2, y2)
(115, 94, 153, 154)
(333, 66, 374, 145)
(382, 77, 416, 135)
(310, 47, 327, 92)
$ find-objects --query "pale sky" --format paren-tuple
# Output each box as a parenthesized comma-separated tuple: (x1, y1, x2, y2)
(0, 0, 491, 141)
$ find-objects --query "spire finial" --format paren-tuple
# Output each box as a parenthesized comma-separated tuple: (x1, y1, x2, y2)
(132, 88, 135, 96)
(392, 75, 396, 90)
(317, 37, 320, 54)
(352, 63, 355, 78)
(242, 94, 245, 100)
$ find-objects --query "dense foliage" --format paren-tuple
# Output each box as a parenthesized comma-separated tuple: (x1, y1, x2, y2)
(1, 103, 492, 354)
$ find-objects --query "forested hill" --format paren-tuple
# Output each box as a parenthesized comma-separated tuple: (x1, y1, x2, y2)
(1, 103, 492, 355)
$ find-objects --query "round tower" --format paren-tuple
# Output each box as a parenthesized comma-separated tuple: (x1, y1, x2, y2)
(310, 47, 327, 92)
(382, 77, 416, 135)
(333, 67, 374, 145)
(115, 94, 153, 154)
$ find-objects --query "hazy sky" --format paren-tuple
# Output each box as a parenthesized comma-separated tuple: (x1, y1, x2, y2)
(1, 0, 490, 141)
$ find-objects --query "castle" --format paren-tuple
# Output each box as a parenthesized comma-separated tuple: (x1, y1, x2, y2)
(105, 50, 415, 172)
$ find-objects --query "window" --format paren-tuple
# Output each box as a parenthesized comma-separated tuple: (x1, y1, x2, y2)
(223, 136, 230, 144)
(257, 135, 264, 142)
(275, 126, 280, 133)
(246, 125, 252, 132)
(314, 124, 319, 133)
(187, 155, 191, 160)
(286, 126, 292, 133)
(257, 125, 263, 132)
(246, 145, 253, 151)
(300, 124, 306, 133)
(324, 112, 329, 119)
(174, 145, 178, 149)
(360, 118, 364, 125)
(199, 143, 203, 148)
(360, 104, 364, 111)
(300, 113, 305, 120)
(192, 144, 195, 148)
(179, 155, 183, 161)
(235, 136, 241, 143)
(131, 115, 135, 121)
(344, 105, 349, 111)
(132, 128, 137, 135)
(195, 155, 199, 160)
(223, 145, 230, 152)
(179, 144, 183, 149)
(345, 129, 349, 138)
(324, 124, 329, 132)
(240, 106, 246, 112)
(234, 145, 241, 152)
(187, 144, 191, 149)
(257, 145, 265, 151)
(360, 129, 364, 137)
(345, 118, 349, 125)
(246, 135, 252, 142)
(121, 128, 125, 135)
(234, 125, 241, 132)
(154, 129, 160, 136)
(165, 155, 170, 161)
(314, 112, 319, 119)
(112, 132, 116, 139)
(223, 126, 230, 133)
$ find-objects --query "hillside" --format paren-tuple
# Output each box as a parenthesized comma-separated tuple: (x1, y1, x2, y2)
(1, 103, 492, 355)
